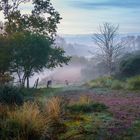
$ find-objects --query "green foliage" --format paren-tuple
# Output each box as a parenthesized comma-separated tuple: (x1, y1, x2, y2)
(126, 76, 140, 90)
(0, 86, 23, 105)
(86, 77, 126, 90)
(1, 0, 61, 38)
(0, 73, 13, 85)
(9, 31, 70, 88)
(0, 35, 13, 85)
(130, 120, 140, 139)
(111, 80, 124, 90)
(0, 0, 70, 88)
(119, 53, 140, 77)
(68, 103, 108, 113)
(87, 77, 114, 88)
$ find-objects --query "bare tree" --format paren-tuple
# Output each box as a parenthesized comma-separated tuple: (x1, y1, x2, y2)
(93, 23, 124, 75)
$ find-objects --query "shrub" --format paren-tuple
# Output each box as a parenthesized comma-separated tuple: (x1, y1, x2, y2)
(2, 102, 46, 140)
(88, 77, 114, 88)
(111, 80, 124, 90)
(45, 97, 67, 121)
(126, 76, 140, 90)
(0, 86, 24, 105)
(0, 98, 67, 140)
(0, 73, 13, 85)
(119, 53, 140, 78)
(43, 97, 68, 140)
(68, 102, 108, 113)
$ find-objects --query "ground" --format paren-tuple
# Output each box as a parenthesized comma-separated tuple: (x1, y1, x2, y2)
(21, 85, 140, 139)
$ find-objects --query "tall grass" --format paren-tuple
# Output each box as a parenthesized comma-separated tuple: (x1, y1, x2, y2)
(6, 102, 46, 140)
(79, 95, 92, 104)
(0, 97, 68, 140)
(45, 97, 67, 121)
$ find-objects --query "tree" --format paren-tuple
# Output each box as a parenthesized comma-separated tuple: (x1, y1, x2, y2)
(0, 35, 13, 85)
(0, 0, 61, 39)
(10, 32, 70, 88)
(93, 23, 124, 75)
(119, 52, 140, 78)
(0, 0, 70, 88)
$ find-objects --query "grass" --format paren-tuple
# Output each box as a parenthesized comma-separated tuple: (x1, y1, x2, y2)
(67, 95, 108, 113)
(126, 76, 140, 90)
(0, 83, 140, 140)
(44, 96, 67, 121)
(68, 103, 108, 113)
(85, 76, 140, 91)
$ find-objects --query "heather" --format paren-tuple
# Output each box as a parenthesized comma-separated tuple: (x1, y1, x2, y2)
(0, 87, 140, 140)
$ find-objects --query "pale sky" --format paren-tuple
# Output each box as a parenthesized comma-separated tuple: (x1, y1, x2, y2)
(51, 0, 140, 34)
(0, 0, 140, 35)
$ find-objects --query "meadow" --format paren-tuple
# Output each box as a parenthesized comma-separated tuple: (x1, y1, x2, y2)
(0, 76, 140, 140)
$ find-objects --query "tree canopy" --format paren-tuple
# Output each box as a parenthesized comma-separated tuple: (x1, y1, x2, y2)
(0, 0, 70, 87)
(119, 52, 140, 78)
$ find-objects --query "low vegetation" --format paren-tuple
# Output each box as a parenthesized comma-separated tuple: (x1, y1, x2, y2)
(0, 92, 140, 140)
(86, 76, 140, 90)
(126, 76, 140, 90)
(67, 95, 108, 113)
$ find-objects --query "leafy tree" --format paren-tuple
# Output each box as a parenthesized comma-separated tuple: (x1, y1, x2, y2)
(0, 0, 70, 88)
(119, 52, 140, 77)
(10, 32, 70, 88)
(0, 35, 13, 85)
(0, 0, 61, 37)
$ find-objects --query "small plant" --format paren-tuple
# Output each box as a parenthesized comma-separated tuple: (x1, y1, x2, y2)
(0, 86, 23, 105)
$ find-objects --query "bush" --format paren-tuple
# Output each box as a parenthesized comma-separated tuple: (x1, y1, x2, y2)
(119, 53, 140, 78)
(111, 80, 124, 90)
(68, 102, 108, 113)
(126, 76, 140, 90)
(0, 97, 67, 140)
(87, 77, 113, 88)
(0, 86, 23, 105)
(1, 102, 46, 140)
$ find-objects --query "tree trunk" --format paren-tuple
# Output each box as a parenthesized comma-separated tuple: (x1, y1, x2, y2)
(27, 76, 30, 88)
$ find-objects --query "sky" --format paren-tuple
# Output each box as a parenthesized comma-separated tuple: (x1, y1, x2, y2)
(0, 0, 140, 35)
(51, 0, 140, 35)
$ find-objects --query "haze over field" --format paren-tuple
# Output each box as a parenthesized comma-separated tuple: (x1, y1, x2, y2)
(1, 0, 139, 87)
(35, 33, 140, 87)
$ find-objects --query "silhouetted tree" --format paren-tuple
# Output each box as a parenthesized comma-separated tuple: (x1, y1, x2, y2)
(93, 23, 124, 75)
(0, 0, 70, 88)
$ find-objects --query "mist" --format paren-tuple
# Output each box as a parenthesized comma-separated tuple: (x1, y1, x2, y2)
(28, 33, 140, 88)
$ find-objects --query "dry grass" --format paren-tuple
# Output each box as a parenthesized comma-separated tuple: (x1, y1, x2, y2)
(0, 103, 9, 118)
(0, 97, 67, 140)
(79, 95, 93, 104)
(7, 102, 46, 139)
(45, 97, 66, 121)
